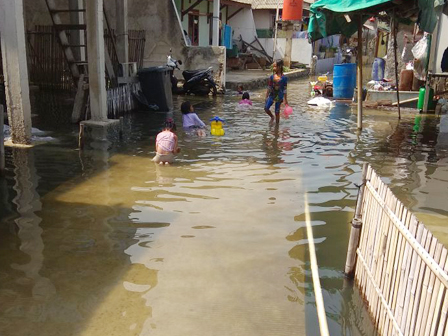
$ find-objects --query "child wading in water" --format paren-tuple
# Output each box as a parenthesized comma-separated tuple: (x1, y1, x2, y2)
(239, 92, 252, 106)
(152, 118, 180, 164)
(181, 101, 206, 137)
(264, 59, 288, 124)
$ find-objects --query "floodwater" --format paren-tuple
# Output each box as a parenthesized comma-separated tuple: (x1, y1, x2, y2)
(1, 79, 448, 336)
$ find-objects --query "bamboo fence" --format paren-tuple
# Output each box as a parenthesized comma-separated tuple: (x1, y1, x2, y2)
(347, 164, 448, 336)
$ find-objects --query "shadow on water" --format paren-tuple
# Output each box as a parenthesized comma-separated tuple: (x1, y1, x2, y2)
(0, 147, 160, 335)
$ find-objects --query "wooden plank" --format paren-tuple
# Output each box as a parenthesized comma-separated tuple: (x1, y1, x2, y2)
(391, 96, 419, 106)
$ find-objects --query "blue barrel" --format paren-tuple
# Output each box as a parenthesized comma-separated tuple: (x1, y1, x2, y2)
(333, 63, 357, 99)
(372, 58, 385, 81)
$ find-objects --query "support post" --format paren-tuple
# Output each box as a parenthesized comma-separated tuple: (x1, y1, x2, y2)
(272, 0, 281, 59)
(393, 18, 401, 119)
(0, 0, 32, 144)
(0, 105, 5, 174)
(85, 0, 108, 121)
(212, 0, 220, 46)
(115, 0, 129, 65)
(345, 163, 368, 277)
(357, 17, 363, 130)
(284, 22, 293, 68)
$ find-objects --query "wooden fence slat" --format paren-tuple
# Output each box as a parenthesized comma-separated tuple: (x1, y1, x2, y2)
(357, 167, 377, 293)
(420, 243, 445, 336)
(415, 236, 440, 335)
(379, 200, 404, 334)
(365, 173, 386, 301)
(405, 228, 431, 336)
(374, 189, 397, 331)
(387, 209, 412, 335)
(429, 249, 448, 336)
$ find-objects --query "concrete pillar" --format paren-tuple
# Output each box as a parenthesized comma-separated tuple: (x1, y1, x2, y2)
(115, 0, 129, 66)
(69, 0, 85, 62)
(85, 0, 108, 121)
(284, 23, 293, 68)
(212, 0, 220, 46)
(0, 0, 32, 144)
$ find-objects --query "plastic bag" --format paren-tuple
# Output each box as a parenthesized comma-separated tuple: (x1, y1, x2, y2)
(412, 35, 429, 81)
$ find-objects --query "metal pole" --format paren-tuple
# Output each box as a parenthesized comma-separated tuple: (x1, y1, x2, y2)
(212, 0, 220, 46)
(393, 17, 401, 119)
(357, 16, 363, 130)
(345, 163, 368, 277)
(272, 0, 281, 59)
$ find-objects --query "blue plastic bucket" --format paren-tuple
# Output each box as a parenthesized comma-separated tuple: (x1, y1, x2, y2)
(333, 63, 357, 99)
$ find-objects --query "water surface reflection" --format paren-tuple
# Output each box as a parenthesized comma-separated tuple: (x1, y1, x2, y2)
(0, 79, 447, 336)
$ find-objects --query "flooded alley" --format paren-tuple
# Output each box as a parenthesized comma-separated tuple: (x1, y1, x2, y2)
(1, 79, 448, 336)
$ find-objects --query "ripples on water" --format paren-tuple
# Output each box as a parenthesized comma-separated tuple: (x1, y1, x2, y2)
(1, 79, 447, 336)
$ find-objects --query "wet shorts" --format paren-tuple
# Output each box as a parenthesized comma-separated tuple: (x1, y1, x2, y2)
(265, 96, 282, 114)
(152, 152, 175, 164)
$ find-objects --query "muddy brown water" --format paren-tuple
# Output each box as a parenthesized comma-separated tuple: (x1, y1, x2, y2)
(1, 79, 447, 336)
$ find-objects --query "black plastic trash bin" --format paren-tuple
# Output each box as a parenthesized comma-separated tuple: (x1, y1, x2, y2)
(137, 66, 173, 111)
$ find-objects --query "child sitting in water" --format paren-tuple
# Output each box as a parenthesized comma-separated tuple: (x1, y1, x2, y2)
(152, 118, 180, 165)
(239, 92, 252, 106)
(181, 101, 206, 137)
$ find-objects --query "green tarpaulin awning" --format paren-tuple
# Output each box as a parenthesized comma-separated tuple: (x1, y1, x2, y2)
(308, 0, 393, 42)
(308, 0, 445, 42)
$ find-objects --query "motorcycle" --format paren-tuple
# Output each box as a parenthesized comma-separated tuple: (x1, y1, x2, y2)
(182, 67, 217, 96)
(166, 50, 217, 96)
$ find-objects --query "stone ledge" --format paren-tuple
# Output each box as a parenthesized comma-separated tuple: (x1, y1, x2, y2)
(226, 68, 310, 91)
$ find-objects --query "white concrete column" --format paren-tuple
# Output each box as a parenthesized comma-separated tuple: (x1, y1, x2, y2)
(212, 0, 220, 46)
(86, 0, 108, 121)
(0, 0, 32, 144)
(284, 23, 293, 67)
(115, 0, 129, 66)
(69, 0, 85, 62)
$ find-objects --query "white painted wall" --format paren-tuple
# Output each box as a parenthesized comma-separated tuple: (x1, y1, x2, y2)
(435, 14, 448, 73)
(258, 38, 312, 65)
(228, 8, 257, 43)
(253, 9, 273, 29)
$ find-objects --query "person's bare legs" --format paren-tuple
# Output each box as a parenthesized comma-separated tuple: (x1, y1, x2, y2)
(265, 108, 274, 123)
(275, 112, 280, 124)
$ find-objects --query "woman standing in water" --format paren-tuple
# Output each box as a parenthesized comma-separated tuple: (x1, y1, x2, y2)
(264, 59, 288, 124)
